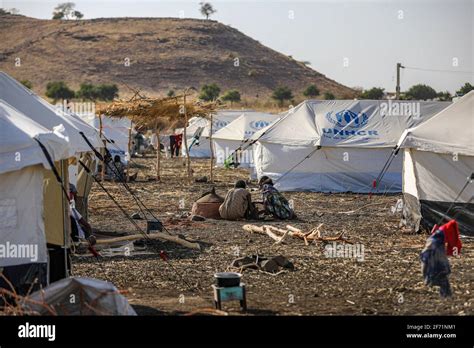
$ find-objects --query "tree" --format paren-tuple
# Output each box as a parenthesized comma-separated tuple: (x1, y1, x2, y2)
(221, 89, 241, 104)
(96, 84, 118, 101)
(303, 84, 319, 98)
(45, 81, 75, 101)
(437, 91, 452, 101)
(52, 11, 65, 19)
(0, 8, 19, 15)
(456, 82, 474, 96)
(76, 83, 98, 100)
(199, 83, 221, 101)
(76, 83, 118, 101)
(20, 80, 33, 89)
(53, 2, 83, 19)
(167, 90, 175, 97)
(323, 92, 335, 100)
(405, 84, 437, 100)
(324, 92, 336, 100)
(272, 86, 293, 106)
(360, 87, 385, 100)
(73, 10, 83, 19)
(199, 2, 216, 19)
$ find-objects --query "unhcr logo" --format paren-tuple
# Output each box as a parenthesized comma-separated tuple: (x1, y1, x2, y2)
(326, 110, 369, 128)
(323, 110, 378, 138)
(213, 120, 229, 129)
(249, 120, 270, 130)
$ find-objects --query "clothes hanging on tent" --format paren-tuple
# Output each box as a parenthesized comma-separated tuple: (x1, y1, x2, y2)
(437, 220, 462, 256)
(170, 134, 182, 157)
(169, 135, 176, 157)
(420, 229, 452, 298)
(175, 134, 182, 156)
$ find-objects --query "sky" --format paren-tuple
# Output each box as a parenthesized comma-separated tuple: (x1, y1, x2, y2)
(2, 0, 473, 93)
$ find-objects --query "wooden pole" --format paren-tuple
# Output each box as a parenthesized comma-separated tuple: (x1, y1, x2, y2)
(209, 112, 214, 183)
(79, 232, 201, 251)
(98, 114, 105, 181)
(155, 119, 161, 181)
(127, 123, 132, 182)
(183, 93, 191, 182)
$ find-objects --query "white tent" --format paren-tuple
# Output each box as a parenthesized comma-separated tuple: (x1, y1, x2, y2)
(0, 100, 69, 279)
(213, 112, 279, 168)
(253, 99, 450, 192)
(77, 113, 133, 163)
(94, 117, 132, 158)
(0, 72, 102, 157)
(181, 110, 250, 157)
(398, 91, 474, 236)
(0, 73, 102, 282)
(25, 277, 137, 315)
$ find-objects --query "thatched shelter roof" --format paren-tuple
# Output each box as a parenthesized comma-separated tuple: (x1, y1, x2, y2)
(96, 94, 221, 130)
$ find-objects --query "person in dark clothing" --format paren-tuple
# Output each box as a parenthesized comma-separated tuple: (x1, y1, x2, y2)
(258, 176, 296, 220)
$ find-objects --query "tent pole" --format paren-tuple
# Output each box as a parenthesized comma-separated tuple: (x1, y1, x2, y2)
(60, 161, 69, 279)
(155, 119, 161, 182)
(127, 123, 132, 182)
(98, 114, 105, 182)
(183, 93, 191, 182)
(209, 112, 214, 183)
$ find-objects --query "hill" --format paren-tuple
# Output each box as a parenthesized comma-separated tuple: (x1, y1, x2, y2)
(0, 14, 355, 100)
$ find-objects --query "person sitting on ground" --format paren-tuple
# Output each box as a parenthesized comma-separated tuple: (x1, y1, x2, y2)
(258, 176, 296, 220)
(219, 180, 258, 220)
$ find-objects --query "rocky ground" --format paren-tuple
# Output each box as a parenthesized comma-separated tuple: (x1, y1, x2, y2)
(73, 156, 473, 316)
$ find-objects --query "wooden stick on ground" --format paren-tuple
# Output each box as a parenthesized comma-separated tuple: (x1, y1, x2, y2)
(242, 224, 282, 243)
(276, 229, 290, 245)
(81, 232, 201, 250)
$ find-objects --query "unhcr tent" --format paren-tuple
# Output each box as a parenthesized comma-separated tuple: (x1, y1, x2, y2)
(253, 99, 450, 192)
(78, 113, 133, 164)
(398, 91, 474, 236)
(0, 72, 103, 280)
(213, 112, 279, 168)
(25, 277, 137, 315)
(93, 116, 132, 163)
(0, 100, 70, 294)
(0, 72, 102, 156)
(181, 110, 250, 157)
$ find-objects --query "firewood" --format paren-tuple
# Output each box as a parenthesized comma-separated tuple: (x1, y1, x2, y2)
(80, 232, 201, 250)
(265, 225, 304, 241)
(243, 224, 266, 234)
(243, 224, 286, 243)
(263, 226, 284, 243)
(286, 225, 302, 233)
(303, 236, 309, 246)
(275, 229, 290, 245)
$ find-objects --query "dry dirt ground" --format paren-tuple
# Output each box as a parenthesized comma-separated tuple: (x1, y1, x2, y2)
(73, 157, 473, 316)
